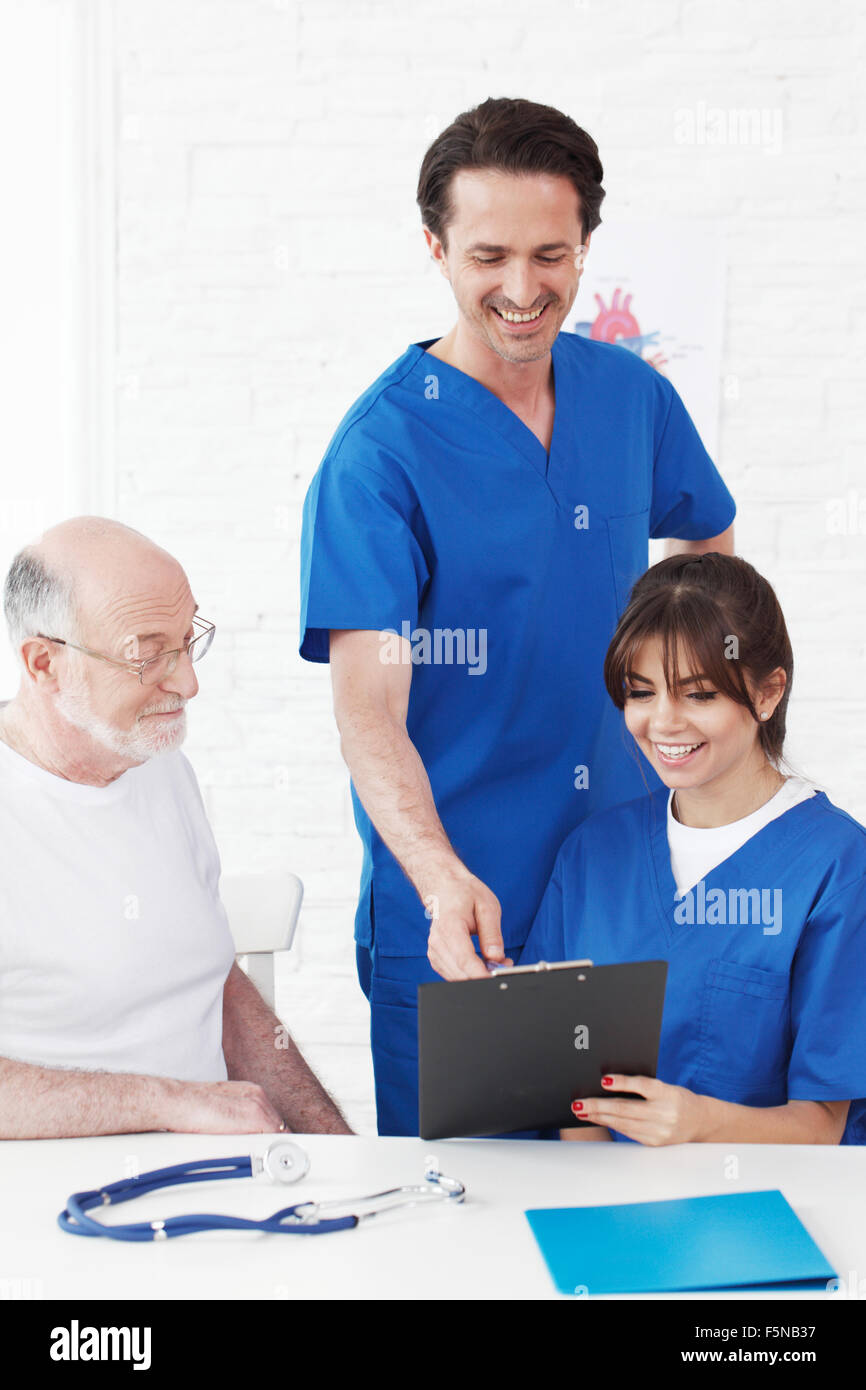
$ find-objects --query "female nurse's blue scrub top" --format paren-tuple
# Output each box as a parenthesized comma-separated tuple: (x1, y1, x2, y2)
(299, 332, 736, 958)
(519, 786, 866, 1145)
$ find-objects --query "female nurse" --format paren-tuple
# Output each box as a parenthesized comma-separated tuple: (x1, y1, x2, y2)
(519, 551, 866, 1146)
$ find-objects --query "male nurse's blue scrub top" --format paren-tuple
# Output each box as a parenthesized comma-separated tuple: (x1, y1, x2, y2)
(299, 332, 736, 958)
(519, 787, 866, 1145)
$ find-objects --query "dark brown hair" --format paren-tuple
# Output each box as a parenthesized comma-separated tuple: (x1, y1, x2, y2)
(417, 97, 605, 249)
(603, 553, 793, 766)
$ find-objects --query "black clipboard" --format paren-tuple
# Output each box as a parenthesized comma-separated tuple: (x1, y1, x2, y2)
(417, 958, 668, 1140)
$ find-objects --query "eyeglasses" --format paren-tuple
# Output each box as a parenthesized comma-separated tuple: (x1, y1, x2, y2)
(37, 616, 216, 686)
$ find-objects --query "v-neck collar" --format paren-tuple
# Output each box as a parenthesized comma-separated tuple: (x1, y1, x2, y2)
(410, 335, 570, 483)
(645, 786, 828, 946)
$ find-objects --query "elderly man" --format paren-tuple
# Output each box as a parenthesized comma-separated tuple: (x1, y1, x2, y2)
(0, 516, 350, 1139)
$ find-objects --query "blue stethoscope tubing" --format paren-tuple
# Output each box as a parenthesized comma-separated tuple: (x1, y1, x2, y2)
(58, 1148, 465, 1241)
(58, 1155, 357, 1241)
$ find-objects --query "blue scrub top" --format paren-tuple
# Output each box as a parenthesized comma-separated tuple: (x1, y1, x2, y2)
(519, 787, 866, 1145)
(300, 331, 736, 957)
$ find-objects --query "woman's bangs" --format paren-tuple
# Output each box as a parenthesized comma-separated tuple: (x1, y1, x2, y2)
(609, 596, 753, 710)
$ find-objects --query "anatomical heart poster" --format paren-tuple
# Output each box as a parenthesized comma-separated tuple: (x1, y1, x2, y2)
(566, 220, 726, 457)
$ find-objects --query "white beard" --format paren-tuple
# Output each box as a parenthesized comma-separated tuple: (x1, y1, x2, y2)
(55, 684, 187, 762)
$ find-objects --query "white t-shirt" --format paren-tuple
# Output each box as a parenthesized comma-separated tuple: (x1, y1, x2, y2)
(0, 738, 235, 1081)
(667, 775, 818, 898)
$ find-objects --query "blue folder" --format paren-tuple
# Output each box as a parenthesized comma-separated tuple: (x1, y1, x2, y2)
(525, 1189, 836, 1296)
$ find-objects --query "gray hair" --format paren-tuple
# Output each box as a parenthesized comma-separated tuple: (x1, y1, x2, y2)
(3, 548, 79, 658)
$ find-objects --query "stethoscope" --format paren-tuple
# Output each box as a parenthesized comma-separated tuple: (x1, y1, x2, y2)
(58, 1141, 466, 1241)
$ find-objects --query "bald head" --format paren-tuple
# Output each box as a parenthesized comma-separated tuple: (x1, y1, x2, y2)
(36, 515, 160, 576)
(4, 517, 188, 658)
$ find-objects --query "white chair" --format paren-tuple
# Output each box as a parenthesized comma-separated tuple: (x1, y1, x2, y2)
(220, 872, 303, 1012)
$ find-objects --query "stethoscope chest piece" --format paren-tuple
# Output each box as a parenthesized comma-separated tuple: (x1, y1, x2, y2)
(252, 1139, 310, 1184)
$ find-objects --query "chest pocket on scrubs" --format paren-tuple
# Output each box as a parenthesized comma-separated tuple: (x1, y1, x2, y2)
(606, 509, 650, 616)
(696, 958, 791, 1104)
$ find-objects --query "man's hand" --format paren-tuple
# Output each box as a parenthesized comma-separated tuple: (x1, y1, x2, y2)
(424, 865, 511, 980)
(159, 1078, 286, 1134)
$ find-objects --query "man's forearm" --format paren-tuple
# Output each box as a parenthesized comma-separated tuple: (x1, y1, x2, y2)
(0, 1056, 174, 1139)
(329, 630, 504, 979)
(337, 705, 462, 898)
(222, 964, 352, 1134)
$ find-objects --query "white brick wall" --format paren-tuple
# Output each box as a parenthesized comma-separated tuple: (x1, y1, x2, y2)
(113, 0, 866, 1134)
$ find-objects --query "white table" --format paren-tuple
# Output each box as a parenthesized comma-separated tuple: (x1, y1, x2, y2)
(2, 1132, 865, 1300)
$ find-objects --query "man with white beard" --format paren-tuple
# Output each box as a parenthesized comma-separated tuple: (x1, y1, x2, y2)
(0, 516, 350, 1139)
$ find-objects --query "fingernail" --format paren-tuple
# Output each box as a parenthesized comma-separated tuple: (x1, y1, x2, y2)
(601, 1076, 613, 1086)
(571, 1101, 584, 1113)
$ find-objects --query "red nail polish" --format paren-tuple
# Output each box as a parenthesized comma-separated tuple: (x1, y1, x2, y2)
(571, 1101, 584, 1112)
(601, 1076, 613, 1086)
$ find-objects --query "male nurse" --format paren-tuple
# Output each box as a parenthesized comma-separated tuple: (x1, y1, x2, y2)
(299, 96, 736, 1135)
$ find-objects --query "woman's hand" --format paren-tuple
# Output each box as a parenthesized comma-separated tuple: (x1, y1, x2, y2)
(570, 1073, 709, 1145)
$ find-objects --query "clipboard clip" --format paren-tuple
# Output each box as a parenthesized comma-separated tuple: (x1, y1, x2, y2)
(485, 958, 594, 975)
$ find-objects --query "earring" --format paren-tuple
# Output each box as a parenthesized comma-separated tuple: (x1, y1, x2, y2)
(760, 711, 770, 720)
